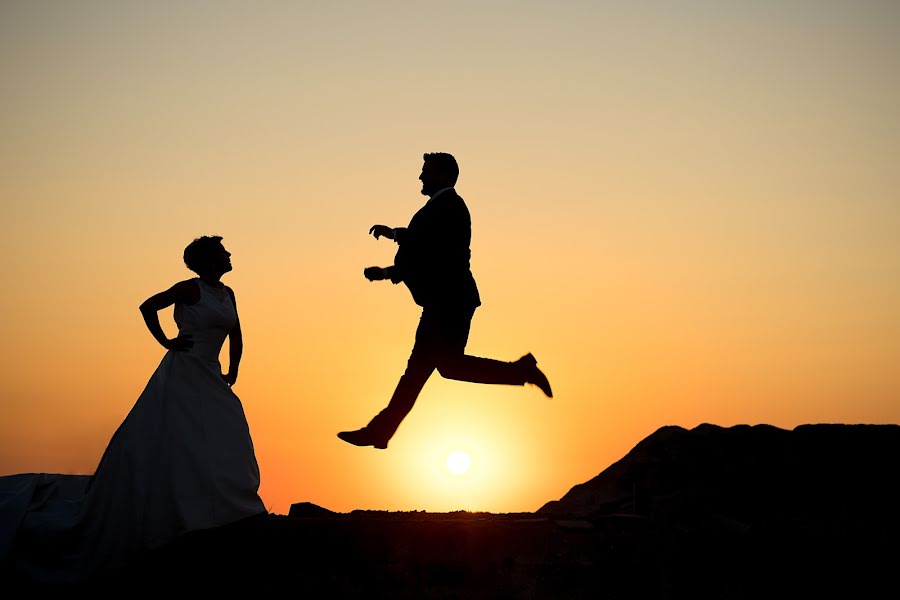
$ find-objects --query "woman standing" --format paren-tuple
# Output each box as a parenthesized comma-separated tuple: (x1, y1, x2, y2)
(4, 235, 265, 582)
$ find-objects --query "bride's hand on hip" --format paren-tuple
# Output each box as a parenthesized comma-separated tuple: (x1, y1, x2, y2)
(164, 334, 193, 352)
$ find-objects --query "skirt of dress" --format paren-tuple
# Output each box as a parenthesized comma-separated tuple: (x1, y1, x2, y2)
(1, 349, 266, 583)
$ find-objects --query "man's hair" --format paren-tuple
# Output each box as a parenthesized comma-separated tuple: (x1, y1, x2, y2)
(183, 235, 224, 274)
(423, 152, 459, 186)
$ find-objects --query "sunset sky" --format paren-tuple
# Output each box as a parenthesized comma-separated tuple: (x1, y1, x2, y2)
(2, 1, 898, 515)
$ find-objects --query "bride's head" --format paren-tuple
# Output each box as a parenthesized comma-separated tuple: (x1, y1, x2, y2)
(184, 235, 232, 278)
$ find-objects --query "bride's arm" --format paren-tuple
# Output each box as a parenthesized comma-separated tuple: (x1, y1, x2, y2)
(224, 287, 242, 386)
(139, 280, 199, 351)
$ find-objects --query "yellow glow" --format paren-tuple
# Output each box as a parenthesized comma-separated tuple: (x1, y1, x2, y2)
(446, 450, 472, 476)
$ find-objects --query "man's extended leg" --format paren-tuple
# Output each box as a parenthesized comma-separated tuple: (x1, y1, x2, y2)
(364, 354, 434, 445)
(338, 309, 445, 448)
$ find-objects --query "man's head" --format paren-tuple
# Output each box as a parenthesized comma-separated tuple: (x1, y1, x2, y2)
(419, 152, 459, 196)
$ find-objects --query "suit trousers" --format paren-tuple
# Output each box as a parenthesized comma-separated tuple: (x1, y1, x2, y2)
(368, 306, 526, 442)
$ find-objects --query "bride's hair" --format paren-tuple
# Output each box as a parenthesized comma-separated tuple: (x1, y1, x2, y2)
(184, 235, 224, 274)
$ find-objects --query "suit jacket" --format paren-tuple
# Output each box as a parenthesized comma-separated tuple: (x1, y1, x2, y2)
(391, 189, 481, 310)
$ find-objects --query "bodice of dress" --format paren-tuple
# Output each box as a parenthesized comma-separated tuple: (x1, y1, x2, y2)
(173, 279, 236, 362)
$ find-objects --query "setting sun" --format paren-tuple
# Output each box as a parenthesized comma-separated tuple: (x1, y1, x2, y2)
(446, 451, 472, 476)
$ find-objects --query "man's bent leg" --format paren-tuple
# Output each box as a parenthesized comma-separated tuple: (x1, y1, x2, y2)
(432, 308, 553, 396)
(427, 307, 521, 384)
(437, 354, 527, 385)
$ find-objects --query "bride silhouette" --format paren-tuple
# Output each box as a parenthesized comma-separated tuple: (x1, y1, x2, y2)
(1, 235, 265, 582)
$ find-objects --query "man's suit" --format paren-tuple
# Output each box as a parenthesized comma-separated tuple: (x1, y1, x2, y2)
(367, 189, 527, 444)
(391, 188, 481, 311)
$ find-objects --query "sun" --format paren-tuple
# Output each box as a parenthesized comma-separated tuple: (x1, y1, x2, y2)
(446, 450, 472, 475)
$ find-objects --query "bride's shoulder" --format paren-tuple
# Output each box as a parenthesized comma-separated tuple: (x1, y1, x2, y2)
(171, 278, 201, 305)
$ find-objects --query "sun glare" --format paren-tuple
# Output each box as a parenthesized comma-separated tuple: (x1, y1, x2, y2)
(446, 450, 472, 475)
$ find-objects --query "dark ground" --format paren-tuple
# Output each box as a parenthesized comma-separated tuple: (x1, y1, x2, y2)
(7, 423, 899, 598)
(90, 508, 897, 598)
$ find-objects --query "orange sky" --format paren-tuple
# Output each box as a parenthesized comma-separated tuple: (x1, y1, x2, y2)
(2, 2, 899, 514)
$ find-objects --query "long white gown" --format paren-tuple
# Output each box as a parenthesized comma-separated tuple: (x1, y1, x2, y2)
(0, 278, 266, 582)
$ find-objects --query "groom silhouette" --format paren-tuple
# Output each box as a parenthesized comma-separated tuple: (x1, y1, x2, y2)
(338, 152, 552, 449)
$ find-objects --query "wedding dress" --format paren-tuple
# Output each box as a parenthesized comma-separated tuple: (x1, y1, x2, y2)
(1, 278, 265, 582)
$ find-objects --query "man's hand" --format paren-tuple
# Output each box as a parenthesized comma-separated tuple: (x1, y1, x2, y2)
(364, 266, 388, 281)
(222, 372, 237, 387)
(369, 225, 394, 240)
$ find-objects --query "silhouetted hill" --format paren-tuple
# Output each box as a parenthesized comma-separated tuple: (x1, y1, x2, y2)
(8, 423, 899, 598)
(539, 423, 900, 530)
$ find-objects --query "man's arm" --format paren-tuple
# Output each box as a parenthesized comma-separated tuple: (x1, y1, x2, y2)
(366, 223, 406, 283)
(369, 224, 407, 243)
(363, 266, 401, 283)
